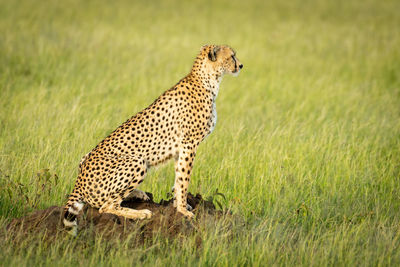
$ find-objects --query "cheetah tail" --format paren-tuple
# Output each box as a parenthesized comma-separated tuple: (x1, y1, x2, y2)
(63, 193, 84, 236)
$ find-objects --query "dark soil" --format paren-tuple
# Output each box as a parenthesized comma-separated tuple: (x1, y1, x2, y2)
(6, 193, 232, 244)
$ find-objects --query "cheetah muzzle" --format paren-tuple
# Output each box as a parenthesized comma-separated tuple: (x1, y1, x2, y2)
(63, 45, 243, 235)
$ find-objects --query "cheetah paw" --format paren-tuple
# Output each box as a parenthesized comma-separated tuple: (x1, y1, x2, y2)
(126, 189, 150, 202)
(173, 200, 193, 211)
(137, 209, 152, 219)
(177, 208, 194, 219)
(141, 193, 151, 201)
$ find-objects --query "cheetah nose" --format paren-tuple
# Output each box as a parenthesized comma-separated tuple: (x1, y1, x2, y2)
(239, 64, 243, 69)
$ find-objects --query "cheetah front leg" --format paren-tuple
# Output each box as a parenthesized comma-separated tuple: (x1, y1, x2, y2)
(171, 186, 193, 211)
(173, 144, 197, 218)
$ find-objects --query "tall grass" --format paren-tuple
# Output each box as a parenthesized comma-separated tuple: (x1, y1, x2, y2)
(1, 0, 399, 265)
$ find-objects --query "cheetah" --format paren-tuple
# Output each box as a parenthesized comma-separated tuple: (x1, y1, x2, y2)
(63, 45, 243, 234)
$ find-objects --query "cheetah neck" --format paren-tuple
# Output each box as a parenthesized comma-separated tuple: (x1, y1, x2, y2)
(206, 74, 222, 98)
(190, 61, 223, 97)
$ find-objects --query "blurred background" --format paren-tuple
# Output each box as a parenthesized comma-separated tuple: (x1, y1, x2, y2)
(1, 0, 400, 211)
(1, 0, 400, 204)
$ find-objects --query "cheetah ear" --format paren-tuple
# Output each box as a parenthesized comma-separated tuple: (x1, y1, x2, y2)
(208, 46, 221, 62)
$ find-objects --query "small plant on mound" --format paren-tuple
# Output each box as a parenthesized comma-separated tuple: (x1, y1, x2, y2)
(206, 188, 227, 210)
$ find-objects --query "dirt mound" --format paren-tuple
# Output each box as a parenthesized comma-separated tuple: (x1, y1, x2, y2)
(6, 193, 231, 244)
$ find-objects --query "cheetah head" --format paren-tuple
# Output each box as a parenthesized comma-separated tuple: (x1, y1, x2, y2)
(201, 45, 243, 77)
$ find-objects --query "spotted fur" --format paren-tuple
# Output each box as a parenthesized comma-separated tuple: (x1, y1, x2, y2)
(63, 45, 243, 234)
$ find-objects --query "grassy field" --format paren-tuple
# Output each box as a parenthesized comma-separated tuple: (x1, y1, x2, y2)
(1, 0, 400, 265)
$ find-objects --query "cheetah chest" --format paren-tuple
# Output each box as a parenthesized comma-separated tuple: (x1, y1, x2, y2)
(209, 101, 217, 133)
(205, 82, 219, 136)
(202, 96, 217, 139)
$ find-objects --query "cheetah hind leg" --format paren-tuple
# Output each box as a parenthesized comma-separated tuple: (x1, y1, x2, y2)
(99, 195, 152, 220)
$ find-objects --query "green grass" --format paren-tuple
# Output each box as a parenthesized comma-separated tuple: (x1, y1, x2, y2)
(1, 0, 400, 265)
